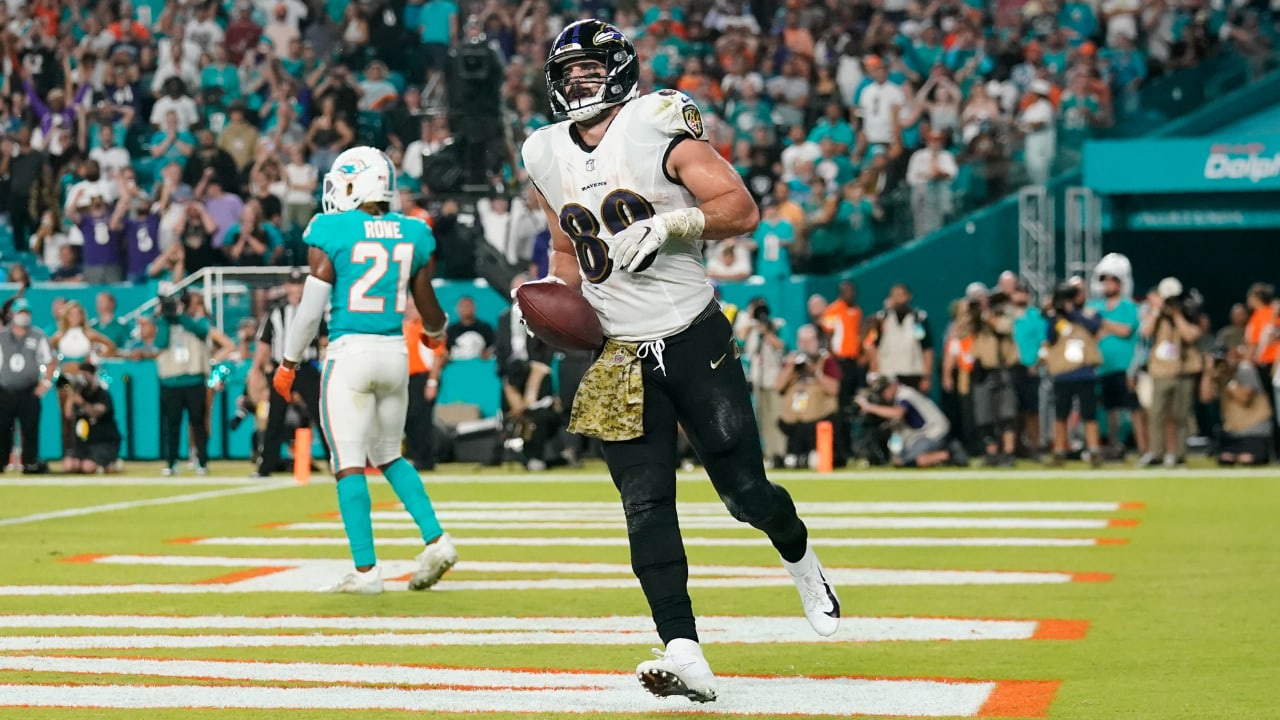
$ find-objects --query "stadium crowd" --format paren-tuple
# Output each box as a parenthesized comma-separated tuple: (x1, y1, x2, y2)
(0, 0, 1278, 473)
(1, 0, 1272, 281)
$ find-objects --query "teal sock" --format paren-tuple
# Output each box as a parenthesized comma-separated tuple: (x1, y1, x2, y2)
(336, 475, 376, 568)
(383, 458, 443, 541)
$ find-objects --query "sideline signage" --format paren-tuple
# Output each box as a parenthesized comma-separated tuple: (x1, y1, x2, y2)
(1085, 137, 1280, 194)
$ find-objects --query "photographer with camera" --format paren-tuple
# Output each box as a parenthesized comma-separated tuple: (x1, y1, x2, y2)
(155, 291, 212, 476)
(61, 362, 122, 474)
(970, 290, 1022, 466)
(1201, 345, 1272, 466)
(775, 325, 841, 469)
(737, 297, 787, 467)
(1137, 277, 1204, 468)
(1043, 279, 1105, 466)
(854, 375, 961, 468)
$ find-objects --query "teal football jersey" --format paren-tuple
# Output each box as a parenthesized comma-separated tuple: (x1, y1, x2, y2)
(303, 210, 436, 341)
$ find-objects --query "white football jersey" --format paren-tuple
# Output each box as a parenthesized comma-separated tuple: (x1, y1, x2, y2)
(521, 90, 715, 342)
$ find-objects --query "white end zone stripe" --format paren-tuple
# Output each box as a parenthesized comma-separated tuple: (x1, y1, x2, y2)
(0, 481, 294, 527)
(0, 615, 1083, 643)
(0, 666, 1041, 717)
(191, 535, 1112, 548)
(330, 517, 1120, 530)
(0, 681, 999, 716)
(429, 500, 1136, 514)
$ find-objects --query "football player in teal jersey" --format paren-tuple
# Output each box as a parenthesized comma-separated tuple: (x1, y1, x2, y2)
(273, 146, 457, 594)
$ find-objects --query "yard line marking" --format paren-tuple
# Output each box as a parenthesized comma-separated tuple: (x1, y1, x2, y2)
(59, 554, 1107, 581)
(0, 677, 1057, 717)
(184, 535, 1123, 549)
(10, 554, 1106, 594)
(0, 619, 1085, 648)
(0, 570, 1102, 595)
(0, 609, 1090, 638)
(293, 516, 1132, 530)
(0, 477, 267, 487)
(33, 467, 1273, 484)
(422, 500, 1142, 514)
(0, 481, 295, 527)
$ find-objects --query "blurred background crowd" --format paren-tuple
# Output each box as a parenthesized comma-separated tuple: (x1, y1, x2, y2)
(1, 0, 1275, 283)
(0, 0, 1277, 474)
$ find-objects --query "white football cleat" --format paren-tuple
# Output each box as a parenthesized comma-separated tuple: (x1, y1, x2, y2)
(320, 566, 384, 595)
(409, 533, 458, 591)
(783, 545, 841, 637)
(636, 638, 718, 703)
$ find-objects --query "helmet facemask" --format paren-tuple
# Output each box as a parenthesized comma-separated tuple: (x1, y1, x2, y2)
(549, 52, 636, 122)
(545, 21, 640, 123)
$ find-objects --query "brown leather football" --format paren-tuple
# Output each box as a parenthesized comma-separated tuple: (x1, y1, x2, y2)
(514, 281, 605, 352)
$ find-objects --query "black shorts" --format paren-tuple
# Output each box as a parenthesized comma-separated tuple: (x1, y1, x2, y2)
(973, 371, 1017, 427)
(71, 440, 119, 469)
(1220, 434, 1270, 462)
(1016, 366, 1041, 414)
(1052, 378, 1098, 422)
(1098, 372, 1136, 411)
(896, 374, 924, 392)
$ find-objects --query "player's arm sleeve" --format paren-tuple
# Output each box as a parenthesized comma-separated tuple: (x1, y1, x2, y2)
(648, 91, 707, 186)
(283, 276, 332, 364)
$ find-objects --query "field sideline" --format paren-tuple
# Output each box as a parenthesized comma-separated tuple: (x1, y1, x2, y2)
(0, 460, 1275, 719)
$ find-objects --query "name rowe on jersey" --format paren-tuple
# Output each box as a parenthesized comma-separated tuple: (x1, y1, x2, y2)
(522, 20, 710, 343)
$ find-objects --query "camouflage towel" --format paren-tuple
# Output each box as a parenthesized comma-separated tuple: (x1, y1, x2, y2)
(568, 339, 645, 441)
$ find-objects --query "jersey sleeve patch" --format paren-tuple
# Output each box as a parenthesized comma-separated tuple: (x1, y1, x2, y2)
(681, 104, 704, 138)
(646, 90, 705, 140)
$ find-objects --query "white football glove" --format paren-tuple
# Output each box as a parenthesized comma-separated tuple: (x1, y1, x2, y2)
(614, 216, 669, 273)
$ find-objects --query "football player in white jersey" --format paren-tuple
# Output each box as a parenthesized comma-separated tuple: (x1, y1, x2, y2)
(519, 19, 840, 703)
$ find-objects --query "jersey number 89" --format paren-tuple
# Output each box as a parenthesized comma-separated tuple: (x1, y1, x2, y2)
(558, 189, 656, 284)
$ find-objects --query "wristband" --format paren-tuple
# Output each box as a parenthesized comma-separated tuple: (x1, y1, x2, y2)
(656, 207, 705, 240)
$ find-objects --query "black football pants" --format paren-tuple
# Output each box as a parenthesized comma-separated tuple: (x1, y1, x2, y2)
(601, 306, 809, 645)
(0, 387, 40, 468)
(160, 384, 208, 468)
(259, 362, 326, 473)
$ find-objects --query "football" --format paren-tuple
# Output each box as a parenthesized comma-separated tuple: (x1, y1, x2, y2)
(515, 281, 605, 352)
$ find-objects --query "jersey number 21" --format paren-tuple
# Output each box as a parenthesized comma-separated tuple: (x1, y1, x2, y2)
(349, 241, 414, 313)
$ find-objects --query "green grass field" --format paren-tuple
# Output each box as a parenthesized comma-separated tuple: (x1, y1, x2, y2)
(0, 461, 1276, 719)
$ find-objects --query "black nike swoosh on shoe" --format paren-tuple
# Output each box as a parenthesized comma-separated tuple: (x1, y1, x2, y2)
(820, 568, 841, 618)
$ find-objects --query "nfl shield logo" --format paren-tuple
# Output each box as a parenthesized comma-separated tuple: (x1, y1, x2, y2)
(585, 159, 596, 172)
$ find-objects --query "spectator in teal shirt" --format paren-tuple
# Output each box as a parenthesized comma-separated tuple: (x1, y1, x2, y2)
(807, 102, 855, 153)
(1058, 1, 1098, 44)
(150, 111, 196, 169)
(200, 46, 241, 102)
(1011, 280, 1049, 452)
(1087, 258, 1140, 454)
(418, 0, 458, 72)
(752, 199, 794, 282)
